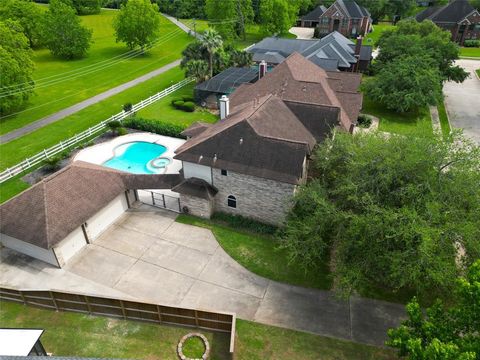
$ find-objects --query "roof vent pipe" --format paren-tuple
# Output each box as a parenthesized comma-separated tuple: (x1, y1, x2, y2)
(259, 60, 267, 79)
(219, 95, 230, 120)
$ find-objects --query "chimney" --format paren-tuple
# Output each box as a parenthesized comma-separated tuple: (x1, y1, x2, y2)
(259, 60, 267, 79)
(219, 95, 230, 120)
(355, 35, 363, 56)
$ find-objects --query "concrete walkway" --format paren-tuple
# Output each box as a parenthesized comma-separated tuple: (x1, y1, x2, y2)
(443, 59, 480, 144)
(430, 105, 441, 135)
(0, 60, 181, 144)
(0, 207, 405, 347)
(162, 13, 198, 37)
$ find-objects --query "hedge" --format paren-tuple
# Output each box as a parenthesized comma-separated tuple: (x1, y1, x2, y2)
(122, 117, 186, 139)
(464, 40, 480, 48)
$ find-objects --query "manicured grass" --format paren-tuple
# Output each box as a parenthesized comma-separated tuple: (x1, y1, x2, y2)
(362, 97, 433, 136)
(0, 175, 30, 204)
(179, 19, 296, 49)
(459, 47, 480, 58)
(0, 301, 398, 359)
(181, 336, 206, 358)
(0, 8, 192, 135)
(0, 67, 186, 170)
(176, 214, 332, 290)
(362, 23, 394, 47)
(476, 68, 480, 77)
(437, 100, 451, 138)
(137, 83, 218, 127)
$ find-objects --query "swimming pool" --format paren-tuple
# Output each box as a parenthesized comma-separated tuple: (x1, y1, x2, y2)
(103, 141, 170, 174)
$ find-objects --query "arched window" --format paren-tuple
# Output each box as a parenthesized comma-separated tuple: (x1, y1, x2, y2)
(227, 195, 237, 208)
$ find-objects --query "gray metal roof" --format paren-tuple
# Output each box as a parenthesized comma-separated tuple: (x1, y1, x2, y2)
(248, 31, 372, 70)
(195, 67, 258, 94)
(301, 5, 327, 21)
(335, 0, 370, 18)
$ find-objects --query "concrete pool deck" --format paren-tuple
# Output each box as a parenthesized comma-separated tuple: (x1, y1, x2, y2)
(73, 132, 186, 175)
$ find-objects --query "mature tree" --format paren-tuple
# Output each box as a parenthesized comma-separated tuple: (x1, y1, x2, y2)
(205, 0, 236, 39)
(387, 260, 480, 359)
(184, 59, 209, 83)
(376, 20, 468, 83)
(228, 47, 253, 67)
(385, 0, 416, 22)
(198, 29, 223, 78)
(235, 0, 254, 40)
(281, 131, 480, 298)
(113, 0, 160, 52)
(363, 56, 442, 112)
(72, 0, 103, 14)
(356, 0, 387, 24)
(470, 0, 480, 10)
(0, 0, 44, 48)
(259, 0, 299, 35)
(42, 0, 92, 59)
(0, 20, 35, 115)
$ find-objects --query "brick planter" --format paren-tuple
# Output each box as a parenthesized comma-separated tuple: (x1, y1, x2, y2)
(177, 332, 210, 360)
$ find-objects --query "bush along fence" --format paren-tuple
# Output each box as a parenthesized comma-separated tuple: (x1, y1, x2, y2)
(0, 286, 236, 354)
(0, 78, 194, 184)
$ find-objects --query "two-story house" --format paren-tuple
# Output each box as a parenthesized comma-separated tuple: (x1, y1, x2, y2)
(172, 53, 363, 225)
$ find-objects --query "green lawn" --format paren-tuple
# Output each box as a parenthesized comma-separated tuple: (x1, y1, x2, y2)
(476, 68, 480, 77)
(459, 47, 480, 58)
(0, 8, 192, 135)
(362, 23, 394, 47)
(0, 301, 397, 359)
(176, 215, 332, 290)
(0, 67, 187, 170)
(0, 174, 30, 204)
(437, 100, 451, 138)
(137, 83, 218, 127)
(179, 19, 296, 49)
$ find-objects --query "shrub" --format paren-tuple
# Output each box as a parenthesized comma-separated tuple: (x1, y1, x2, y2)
(123, 117, 186, 138)
(464, 39, 480, 48)
(117, 127, 128, 136)
(171, 97, 183, 105)
(182, 101, 195, 112)
(357, 114, 372, 128)
(211, 212, 278, 236)
(173, 100, 185, 109)
(123, 103, 133, 112)
(44, 155, 62, 171)
(181, 95, 195, 102)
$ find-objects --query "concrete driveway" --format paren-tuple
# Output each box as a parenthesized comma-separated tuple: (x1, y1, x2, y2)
(0, 207, 405, 347)
(443, 59, 480, 144)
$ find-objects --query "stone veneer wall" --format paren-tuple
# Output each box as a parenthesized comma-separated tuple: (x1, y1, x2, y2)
(211, 168, 296, 225)
(179, 193, 213, 219)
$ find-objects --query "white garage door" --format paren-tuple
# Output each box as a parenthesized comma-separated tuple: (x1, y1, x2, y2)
(85, 194, 128, 241)
(53, 227, 87, 266)
(0, 233, 58, 267)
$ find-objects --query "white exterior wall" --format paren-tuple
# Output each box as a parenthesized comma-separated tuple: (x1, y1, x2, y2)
(53, 227, 87, 267)
(182, 162, 212, 184)
(84, 194, 128, 241)
(0, 233, 58, 267)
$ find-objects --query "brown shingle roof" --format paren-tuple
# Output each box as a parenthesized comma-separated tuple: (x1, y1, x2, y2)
(0, 162, 182, 249)
(172, 178, 218, 200)
(175, 95, 313, 184)
(230, 52, 362, 131)
(181, 122, 212, 138)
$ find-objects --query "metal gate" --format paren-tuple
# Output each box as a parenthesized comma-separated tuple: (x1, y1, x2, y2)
(138, 190, 181, 213)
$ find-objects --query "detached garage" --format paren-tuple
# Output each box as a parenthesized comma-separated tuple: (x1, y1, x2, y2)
(0, 162, 132, 267)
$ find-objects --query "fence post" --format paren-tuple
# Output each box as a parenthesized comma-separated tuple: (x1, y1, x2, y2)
(84, 295, 92, 314)
(19, 290, 27, 305)
(49, 291, 59, 311)
(151, 192, 155, 206)
(119, 300, 127, 320)
(162, 194, 166, 208)
(43, 149, 48, 157)
(156, 305, 163, 323)
(194, 310, 199, 327)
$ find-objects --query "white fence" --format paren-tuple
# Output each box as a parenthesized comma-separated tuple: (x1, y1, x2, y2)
(0, 78, 193, 184)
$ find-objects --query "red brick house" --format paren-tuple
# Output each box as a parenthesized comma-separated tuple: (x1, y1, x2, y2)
(307, 0, 372, 38)
(415, 0, 480, 45)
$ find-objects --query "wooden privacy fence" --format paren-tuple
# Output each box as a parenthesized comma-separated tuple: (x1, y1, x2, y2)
(0, 287, 236, 353)
(0, 78, 193, 184)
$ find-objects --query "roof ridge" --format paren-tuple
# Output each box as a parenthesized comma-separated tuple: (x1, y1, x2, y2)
(41, 181, 51, 247)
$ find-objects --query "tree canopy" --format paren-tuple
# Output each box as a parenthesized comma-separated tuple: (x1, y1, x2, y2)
(281, 131, 480, 299)
(0, 20, 35, 115)
(205, 0, 253, 40)
(387, 260, 480, 359)
(113, 0, 161, 52)
(259, 0, 298, 35)
(42, 0, 92, 59)
(0, 0, 44, 48)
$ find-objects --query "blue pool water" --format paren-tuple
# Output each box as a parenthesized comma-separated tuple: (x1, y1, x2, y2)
(103, 142, 168, 174)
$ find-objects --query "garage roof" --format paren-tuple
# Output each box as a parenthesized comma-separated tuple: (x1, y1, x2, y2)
(0, 162, 182, 250)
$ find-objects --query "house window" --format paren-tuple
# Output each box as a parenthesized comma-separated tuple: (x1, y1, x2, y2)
(221, 169, 228, 176)
(227, 195, 237, 208)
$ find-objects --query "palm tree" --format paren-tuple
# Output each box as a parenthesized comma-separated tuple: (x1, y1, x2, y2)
(199, 29, 223, 78)
(185, 60, 210, 83)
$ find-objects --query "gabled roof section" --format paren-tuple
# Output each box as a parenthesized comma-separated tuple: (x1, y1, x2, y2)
(172, 177, 218, 200)
(415, 0, 476, 23)
(231, 52, 362, 131)
(331, 0, 370, 18)
(302, 5, 327, 21)
(181, 121, 212, 138)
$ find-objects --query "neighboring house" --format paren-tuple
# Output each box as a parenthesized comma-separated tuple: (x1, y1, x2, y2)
(415, 0, 480, 45)
(299, 5, 328, 27)
(194, 67, 259, 108)
(0, 329, 47, 356)
(0, 162, 179, 267)
(173, 53, 363, 225)
(313, 0, 372, 38)
(248, 31, 372, 72)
